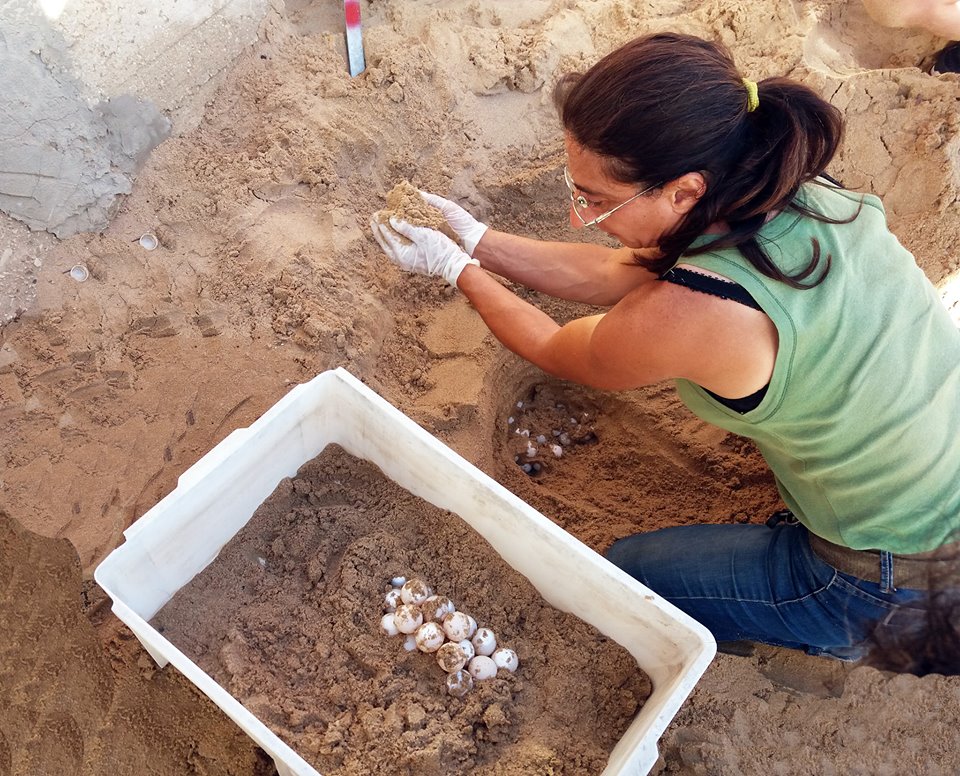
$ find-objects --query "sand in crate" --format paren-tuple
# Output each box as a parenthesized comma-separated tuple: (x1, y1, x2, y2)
(152, 444, 651, 776)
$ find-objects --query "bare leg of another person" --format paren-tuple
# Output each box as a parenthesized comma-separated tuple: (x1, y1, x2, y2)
(862, 0, 960, 38)
(862, 0, 960, 72)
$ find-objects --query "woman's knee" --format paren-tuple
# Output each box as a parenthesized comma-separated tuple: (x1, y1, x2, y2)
(604, 533, 641, 568)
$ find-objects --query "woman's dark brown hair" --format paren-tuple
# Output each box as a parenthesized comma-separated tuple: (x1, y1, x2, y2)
(554, 32, 853, 287)
(864, 566, 960, 676)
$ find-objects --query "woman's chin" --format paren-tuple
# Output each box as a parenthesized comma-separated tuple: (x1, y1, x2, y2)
(603, 229, 647, 249)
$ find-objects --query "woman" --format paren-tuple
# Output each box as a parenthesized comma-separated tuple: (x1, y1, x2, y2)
(371, 32, 960, 669)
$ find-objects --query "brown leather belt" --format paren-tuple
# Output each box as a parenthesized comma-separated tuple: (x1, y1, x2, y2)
(808, 533, 960, 589)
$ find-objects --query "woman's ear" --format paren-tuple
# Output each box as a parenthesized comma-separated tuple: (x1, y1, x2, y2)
(669, 172, 707, 214)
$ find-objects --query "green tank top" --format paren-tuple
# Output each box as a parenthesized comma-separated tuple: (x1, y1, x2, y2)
(675, 182, 960, 553)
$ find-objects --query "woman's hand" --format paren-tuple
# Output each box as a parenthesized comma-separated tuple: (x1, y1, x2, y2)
(419, 191, 489, 256)
(370, 217, 479, 286)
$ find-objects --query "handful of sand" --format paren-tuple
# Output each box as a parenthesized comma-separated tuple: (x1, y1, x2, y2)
(374, 181, 461, 246)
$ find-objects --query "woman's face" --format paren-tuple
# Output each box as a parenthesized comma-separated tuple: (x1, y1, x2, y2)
(563, 135, 685, 249)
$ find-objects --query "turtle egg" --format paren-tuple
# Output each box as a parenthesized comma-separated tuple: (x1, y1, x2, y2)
(467, 655, 497, 681)
(492, 648, 519, 672)
(436, 641, 469, 673)
(442, 611, 475, 642)
(550, 444, 563, 458)
(471, 627, 497, 657)
(384, 588, 402, 610)
(446, 669, 474, 698)
(458, 638, 476, 661)
(414, 621, 445, 653)
(400, 578, 431, 605)
(380, 613, 400, 637)
(393, 604, 423, 634)
(390, 575, 407, 588)
(421, 595, 455, 622)
(402, 635, 418, 652)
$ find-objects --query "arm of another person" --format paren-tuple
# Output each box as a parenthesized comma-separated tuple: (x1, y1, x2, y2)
(455, 262, 778, 394)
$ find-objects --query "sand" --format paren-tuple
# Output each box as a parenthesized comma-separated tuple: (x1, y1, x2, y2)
(2, 0, 960, 773)
(375, 180, 462, 244)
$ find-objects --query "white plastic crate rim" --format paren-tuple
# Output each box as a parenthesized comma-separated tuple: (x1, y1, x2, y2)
(95, 367, 715, 776)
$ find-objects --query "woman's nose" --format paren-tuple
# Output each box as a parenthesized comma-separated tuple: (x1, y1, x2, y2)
(569, 203, 584, 229)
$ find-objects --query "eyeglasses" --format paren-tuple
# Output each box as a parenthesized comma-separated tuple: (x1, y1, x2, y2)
(563, 165, 661, 227)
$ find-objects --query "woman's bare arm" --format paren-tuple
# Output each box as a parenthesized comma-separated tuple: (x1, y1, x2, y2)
(455, 262, 778, 396)
(472, 229, 658, 306)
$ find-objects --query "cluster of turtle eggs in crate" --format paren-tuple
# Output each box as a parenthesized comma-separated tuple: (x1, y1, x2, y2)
(379, 576, 519, 697)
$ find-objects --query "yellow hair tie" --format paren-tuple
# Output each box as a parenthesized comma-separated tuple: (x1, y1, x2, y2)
(742, 77, 759, 113)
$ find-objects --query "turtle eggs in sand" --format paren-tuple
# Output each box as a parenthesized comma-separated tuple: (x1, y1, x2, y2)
(393, 604, 423, 634)
(467, 655, 497, 681)
(471, 627, 497, 656)
(492, 647, 519, 672)
(436, 641, 469, 673)
(379, 613, 400, 637)
(442, 611, 477, 642)
(414, 621, 445, 653)
(384, 588, 402, 610)
(400, 578, 432, 605)
(446, 669, 474, 698)
(420, 594, 455, 622)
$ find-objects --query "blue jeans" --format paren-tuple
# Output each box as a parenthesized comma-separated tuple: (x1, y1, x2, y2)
(605, 522, 927, 659)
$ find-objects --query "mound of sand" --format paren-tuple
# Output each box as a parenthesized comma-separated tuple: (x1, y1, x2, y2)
(374, 180, 461, 244)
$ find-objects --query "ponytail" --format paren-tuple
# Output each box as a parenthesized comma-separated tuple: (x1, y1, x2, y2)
(555, 33, 856, 287)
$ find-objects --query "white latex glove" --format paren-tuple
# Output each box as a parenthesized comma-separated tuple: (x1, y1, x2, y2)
(419, 191, 488, 257)
(371, 216, 479, 287)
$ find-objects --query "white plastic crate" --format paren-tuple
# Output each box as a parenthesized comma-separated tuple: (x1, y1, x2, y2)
(94, 367, 715, 776)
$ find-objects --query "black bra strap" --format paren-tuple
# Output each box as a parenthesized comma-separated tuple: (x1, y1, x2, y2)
(660, 266, 768, 413)
(660, 267, 762, 311)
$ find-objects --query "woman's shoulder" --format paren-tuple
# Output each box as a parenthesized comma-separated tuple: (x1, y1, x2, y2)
(797, 179, 884, 219)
